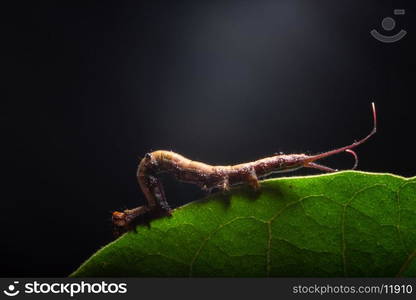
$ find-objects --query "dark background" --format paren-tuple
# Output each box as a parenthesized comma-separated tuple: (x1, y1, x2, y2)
(3, 0, 415, 276)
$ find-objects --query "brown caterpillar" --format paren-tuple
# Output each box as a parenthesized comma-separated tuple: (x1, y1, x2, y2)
(112, 103, 377, 230)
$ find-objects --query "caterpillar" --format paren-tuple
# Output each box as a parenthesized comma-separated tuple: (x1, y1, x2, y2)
(112, 103, 377, 230)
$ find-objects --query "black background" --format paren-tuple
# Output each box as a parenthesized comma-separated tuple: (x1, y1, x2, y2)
(3, 0, 415, 276)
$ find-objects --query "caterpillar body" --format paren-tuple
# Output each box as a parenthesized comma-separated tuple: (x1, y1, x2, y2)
(112, 103, 377, 230)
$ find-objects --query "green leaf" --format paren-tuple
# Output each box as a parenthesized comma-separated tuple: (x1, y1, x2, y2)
(71, 171, 416, 277)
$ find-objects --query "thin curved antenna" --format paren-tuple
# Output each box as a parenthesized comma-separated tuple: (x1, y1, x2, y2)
(345, 149, 358, 170)
(305, 102, 376, 165)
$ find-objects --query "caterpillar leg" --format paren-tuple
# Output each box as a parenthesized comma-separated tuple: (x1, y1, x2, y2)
(246, 168, 260, 190)
(219, 176, 230, 192)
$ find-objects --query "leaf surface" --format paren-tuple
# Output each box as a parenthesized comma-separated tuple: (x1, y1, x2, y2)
(71, 171, 416, 277)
